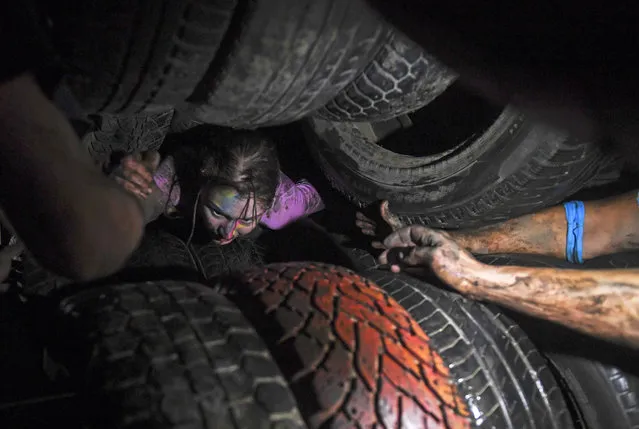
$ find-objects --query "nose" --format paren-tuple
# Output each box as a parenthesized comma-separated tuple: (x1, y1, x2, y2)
(218, 220, 238, 240)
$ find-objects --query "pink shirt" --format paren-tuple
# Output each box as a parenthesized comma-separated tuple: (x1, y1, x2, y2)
(152, 157, 324, 229)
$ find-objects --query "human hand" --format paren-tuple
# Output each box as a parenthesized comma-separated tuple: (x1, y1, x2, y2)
(355, 200, 405, 249)
(113, 151, 161, 200)
(378, 225, 485, 292)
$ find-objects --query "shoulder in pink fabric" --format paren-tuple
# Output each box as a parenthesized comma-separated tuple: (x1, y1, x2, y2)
(152, 156, 181, 211)
(260, 171, 325, 230)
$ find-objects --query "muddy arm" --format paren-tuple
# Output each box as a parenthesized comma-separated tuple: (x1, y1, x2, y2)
(449, 190, 639, 260)
(380, 225, 639, 348)
(0, 74, 145, 280)
(450, 262, 639, 348)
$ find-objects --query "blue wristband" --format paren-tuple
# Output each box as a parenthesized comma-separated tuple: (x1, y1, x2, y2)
(564, 201, 585, 264)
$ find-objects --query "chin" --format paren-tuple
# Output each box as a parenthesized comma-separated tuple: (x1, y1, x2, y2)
(213, 238, 234, 246)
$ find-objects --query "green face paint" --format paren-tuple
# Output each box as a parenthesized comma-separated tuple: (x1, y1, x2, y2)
(199, 185, 265, 244)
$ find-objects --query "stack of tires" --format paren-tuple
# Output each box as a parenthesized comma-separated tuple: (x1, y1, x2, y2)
(44, 0, 620, 221)
(303, 35, 621, 228)
(346, 248, 639, 429)
(21, 253, 639, 429)
(23, 229, 637, 429)
(26, 260, 570, 429)
(43, 0, 389, 160)
(26, 1, 634, 428)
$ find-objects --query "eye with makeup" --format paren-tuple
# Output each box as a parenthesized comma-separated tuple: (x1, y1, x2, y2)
(206, 203, 255, 226)
(207, 206, 225, 219)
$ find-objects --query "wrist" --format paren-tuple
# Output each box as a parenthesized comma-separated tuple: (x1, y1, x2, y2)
(447, 230, 483, 253)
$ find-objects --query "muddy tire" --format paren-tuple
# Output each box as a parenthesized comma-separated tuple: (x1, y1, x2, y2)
(45, 0, 237, 114)
(306, 84, 621, 229)
(477, 252, 639, 429)
(83, 109, 174, 165)
(365, 269, 575, 429)
(20, 228, 263, 297)
(188, 0, 388, 127)
(47, 280, 306, 429)
(124, 227, 264, 280)
(316, 30, 457, 123)
(218, 262, 472, 428)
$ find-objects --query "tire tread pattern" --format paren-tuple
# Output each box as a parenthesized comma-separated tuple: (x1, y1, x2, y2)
(51, 0, 237, 113)
(191, 0, 388, 127)
(53, 281, 306, 428)
(83, 110, 174, 163)
(317, 30, 457, 122)
(222, 263, 471, 428)
(310, 117, 619, 228)
(366, 270, 574, 429)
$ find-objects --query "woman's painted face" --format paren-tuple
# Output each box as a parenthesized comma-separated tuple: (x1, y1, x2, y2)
(199, 185, 266, 245)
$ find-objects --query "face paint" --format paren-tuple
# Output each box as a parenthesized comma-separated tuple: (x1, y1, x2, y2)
(199, 185, 266, 244)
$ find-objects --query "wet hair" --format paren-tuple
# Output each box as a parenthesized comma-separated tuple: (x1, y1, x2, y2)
(164, 125, 281, 210)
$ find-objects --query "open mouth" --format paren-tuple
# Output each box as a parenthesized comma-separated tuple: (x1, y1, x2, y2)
(212, 237, 234, 245)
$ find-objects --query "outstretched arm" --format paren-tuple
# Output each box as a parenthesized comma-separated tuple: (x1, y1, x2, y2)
(0, 73, 145, 280)
(448, 190, 639, 260)
(360, 191, 639, 262)
(379, 225, 639, 348)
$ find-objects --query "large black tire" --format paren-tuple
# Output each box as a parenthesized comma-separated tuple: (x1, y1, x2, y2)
(364, 269, 574, 429)
(477, 252, 639, 429)
(305, 87, 621, 228)
(46, 280, 306, 428)
(217, 263, 472, 428)
(20, 227, 263, 296)
(45, 0, 237, 114)
(187, 0, 388, 127)
(316, 29, 457, 123)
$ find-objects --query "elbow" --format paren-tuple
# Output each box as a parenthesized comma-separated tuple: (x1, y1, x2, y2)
(49, 204, 145, 282)
(59, 228, 143, 281)
(62, 240, 139, 282)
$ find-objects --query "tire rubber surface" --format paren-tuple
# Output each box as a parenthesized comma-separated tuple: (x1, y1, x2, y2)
(365, 269, 574, 429)
(49, 280, 306, 429)
(306, 106, 620, 229)
(188, 0, 388, 127)
(20, 228, 263, 296)
(218, 262, 472, 428)
(83, 109, 174, 164)
(46, 0, 238, 113)
(316, 30, 457, 123)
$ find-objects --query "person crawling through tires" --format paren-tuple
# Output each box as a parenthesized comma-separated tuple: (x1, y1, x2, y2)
(111, 124, 325, 246)
(357, 194, 639, 348)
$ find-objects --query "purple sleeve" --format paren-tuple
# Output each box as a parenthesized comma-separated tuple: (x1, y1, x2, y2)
(260, 171, 325, 230)
(152, 156, 181, 210)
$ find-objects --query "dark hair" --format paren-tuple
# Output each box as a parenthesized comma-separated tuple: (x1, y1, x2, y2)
(164, 125, 280, 209)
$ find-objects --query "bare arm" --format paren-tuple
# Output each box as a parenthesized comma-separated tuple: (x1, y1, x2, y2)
(360, 192, 639, 261)
(464, 264, 639, 349)
(449, 190, 639, 260)
(0, 73, 145, 280)
(379, 225, 639, 348)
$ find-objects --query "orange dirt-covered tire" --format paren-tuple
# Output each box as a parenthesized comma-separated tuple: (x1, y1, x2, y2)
(218, 262, 471, 428)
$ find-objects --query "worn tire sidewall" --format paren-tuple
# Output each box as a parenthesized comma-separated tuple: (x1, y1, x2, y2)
(305, 109, 600, 227)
